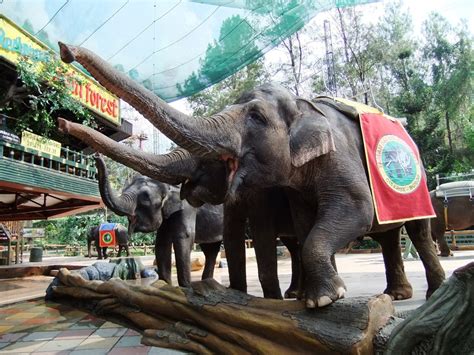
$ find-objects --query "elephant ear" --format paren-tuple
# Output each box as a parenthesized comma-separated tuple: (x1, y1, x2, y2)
(162, 190, 185, 219)
(289, 99, 336, 167)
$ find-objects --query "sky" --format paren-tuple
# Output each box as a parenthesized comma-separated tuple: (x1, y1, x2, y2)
(144, 0, 473, 153)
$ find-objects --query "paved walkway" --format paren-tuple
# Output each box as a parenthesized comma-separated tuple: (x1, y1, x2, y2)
(0, 250, 473, 354)
(0, 299, 180, 354)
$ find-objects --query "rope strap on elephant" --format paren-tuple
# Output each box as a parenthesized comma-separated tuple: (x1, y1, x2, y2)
(435, 181, 474, 230)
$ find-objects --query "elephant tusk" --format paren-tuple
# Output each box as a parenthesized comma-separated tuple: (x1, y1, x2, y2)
(227, 158, 239, 185)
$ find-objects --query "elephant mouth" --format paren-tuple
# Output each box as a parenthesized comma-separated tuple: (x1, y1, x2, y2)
(223, 155, 239, 188)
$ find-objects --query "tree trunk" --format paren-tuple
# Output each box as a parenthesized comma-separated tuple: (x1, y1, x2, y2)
(445, 110, 453, 154)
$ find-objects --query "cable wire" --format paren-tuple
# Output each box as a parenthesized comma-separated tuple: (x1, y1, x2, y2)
(149, 2, 307, 97)
(35, 0, 70, 35)
(128, 0, 235, 73)
(79, 0, 130, 46)
(145, 1, 299, 87)
(140, 0, 266, 81)
(107, 0, 183, 61)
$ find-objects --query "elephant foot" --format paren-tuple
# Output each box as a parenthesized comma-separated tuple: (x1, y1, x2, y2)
(426, 287, 438, 299)
(305, 274, 346, 308)
(384, 284, 413, 300)
(438, 251, 453, 257)
(262, 289, 283, 299)
(284, 287, 299, 299)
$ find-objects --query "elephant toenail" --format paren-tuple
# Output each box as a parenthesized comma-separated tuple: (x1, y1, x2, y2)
(317, 296, 332, 307)
(306, 299, 316, 308)
(337, 287, 345, 298)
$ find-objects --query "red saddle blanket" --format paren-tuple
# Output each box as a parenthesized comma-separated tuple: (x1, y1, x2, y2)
(99, 223, 117, 248)
(336, 98, 435, 224)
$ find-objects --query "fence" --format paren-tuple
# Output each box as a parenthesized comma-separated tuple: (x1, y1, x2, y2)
(0, 140, 97, 180)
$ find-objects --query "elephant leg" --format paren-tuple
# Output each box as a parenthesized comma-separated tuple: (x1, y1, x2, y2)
(96, 245, 102, 259)
(117, 245, 122, 257)
(223, 202, 247, 293)
(102, 247, 108, 259)
(249, 209, 282, 299)
(200, 241, 221, 280)
(405, 219, 445, 298)
(280, 236, 300, 299)
(155, 233, 173, 285)
(301, 209, 371, 308)
(371, 230, 413, 300)
(437, 234, 452, 257)
(432, 221, 451, 257)
(125, 244, 130, 257)
(173, 235, 192, 287)
(286, 194, 316, 300)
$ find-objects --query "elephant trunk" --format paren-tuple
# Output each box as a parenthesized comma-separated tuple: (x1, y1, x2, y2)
(95, 154, 136, 217)
(58, 43, 240, 158)
(58, 118, 199, 184)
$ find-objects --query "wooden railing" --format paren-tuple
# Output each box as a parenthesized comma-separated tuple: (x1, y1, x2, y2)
(0, 140, 97, 180)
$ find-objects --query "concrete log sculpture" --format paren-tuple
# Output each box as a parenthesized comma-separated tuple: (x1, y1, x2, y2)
(385, 261, 474, 354)
(51, 268, 393, 354)
(49, 262, 474, 354)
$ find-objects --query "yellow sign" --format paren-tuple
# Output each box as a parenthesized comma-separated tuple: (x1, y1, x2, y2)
(0, 15, 120, 125)
(21, 131, 62, 157)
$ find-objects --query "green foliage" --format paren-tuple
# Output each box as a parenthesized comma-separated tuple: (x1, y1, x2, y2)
(0, 56, 94, 139)
(34, 213, 104, 246)
(178, 14, 265, 103)
(187, 60, 267, 117)
(312, 2, 473, 186)
(351, 238, 380, 250)
(33, 211, 155, 247)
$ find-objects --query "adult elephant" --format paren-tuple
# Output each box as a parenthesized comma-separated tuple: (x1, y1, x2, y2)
(57, 43, 445, 307)
(87, 224, 129, 259)
(94, 154, 222, 286)
(430, 181, 474, 256)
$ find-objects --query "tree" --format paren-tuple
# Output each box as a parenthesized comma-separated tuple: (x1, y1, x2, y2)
(186, 60, 267, 117)
(0, 56, 94, 139)
(308, 2, 473, 186)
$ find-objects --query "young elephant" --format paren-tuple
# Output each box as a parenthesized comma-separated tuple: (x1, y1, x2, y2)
(94, 154, 222, 286)
(64, 129, 300, 299)
(87, 224, 129, 259)
(57, 43, 445, 307)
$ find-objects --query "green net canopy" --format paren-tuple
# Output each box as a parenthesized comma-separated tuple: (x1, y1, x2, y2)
(1, 0, 377, 102)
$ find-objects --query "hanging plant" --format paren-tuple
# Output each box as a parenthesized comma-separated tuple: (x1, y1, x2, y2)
(0, 55, 95, 139)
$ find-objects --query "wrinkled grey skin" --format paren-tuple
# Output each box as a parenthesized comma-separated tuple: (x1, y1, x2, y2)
(95, 154, 222, 286)
(64, 129, 299, 298)
(87, 224, 129, 259)
(187, 182, 301, 299)
(430, 191, 474, 257)
(57, 43, 445, 307)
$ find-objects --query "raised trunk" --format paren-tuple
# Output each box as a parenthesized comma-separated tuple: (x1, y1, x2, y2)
(94, 154, 136, 216)
(58, 43, 239, 157)
(58, 118, 198, 184)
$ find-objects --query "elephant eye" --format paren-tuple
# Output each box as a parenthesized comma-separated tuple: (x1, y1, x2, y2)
(248, 111, 266, 124)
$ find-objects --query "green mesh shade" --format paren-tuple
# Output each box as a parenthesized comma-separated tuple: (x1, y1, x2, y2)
(1, 0, 377, 102)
